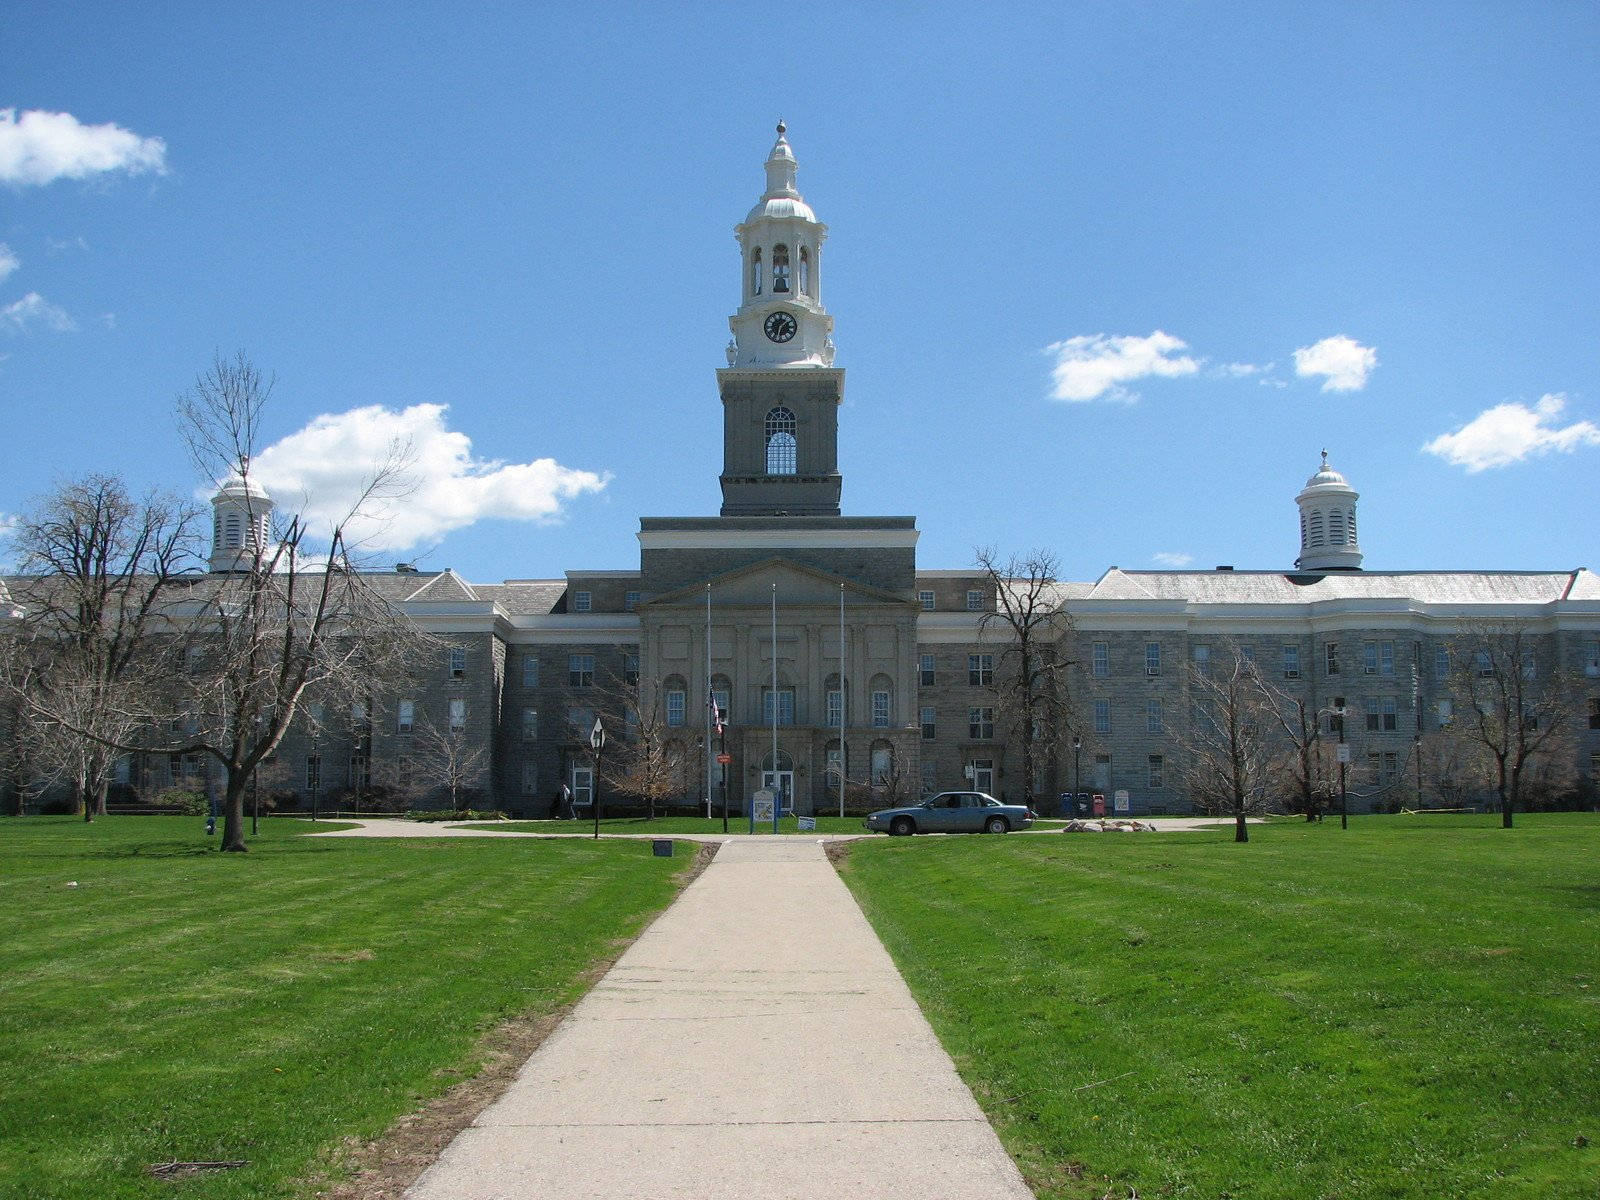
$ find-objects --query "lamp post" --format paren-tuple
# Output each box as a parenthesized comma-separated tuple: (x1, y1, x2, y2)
(1414, 731, 1423, 811)
(1072, 736, 1082, 817)
(590, 717, 607, 841)
(1334, 699, 1348, 830)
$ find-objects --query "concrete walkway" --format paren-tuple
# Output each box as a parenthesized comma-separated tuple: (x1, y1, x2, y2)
(402, 837, 1036, 1200)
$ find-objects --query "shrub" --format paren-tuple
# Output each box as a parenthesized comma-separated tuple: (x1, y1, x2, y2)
(406, 809, 509, 823)
(156, 789, 206, 815)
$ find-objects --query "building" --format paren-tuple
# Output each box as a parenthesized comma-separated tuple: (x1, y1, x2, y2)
(9, 126, 1600, 817)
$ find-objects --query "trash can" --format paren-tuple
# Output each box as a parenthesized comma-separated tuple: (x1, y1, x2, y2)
(1057, 792, 1073, 819)
(1092, 794, 1106, 817)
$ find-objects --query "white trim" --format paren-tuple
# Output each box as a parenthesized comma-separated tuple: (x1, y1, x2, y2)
(638, 527, 918, 551)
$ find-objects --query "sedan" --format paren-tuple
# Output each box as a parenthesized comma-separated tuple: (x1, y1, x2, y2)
(865, 791, 1034, 836)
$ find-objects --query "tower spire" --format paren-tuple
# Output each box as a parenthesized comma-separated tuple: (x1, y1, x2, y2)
(1294, 451, 1363, 572)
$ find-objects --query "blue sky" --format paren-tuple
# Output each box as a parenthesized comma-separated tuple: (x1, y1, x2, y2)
(3, 3, 1597, 582)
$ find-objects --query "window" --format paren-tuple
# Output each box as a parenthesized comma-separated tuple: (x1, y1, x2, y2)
(666, 689, 686, 727)
(397, 757, 413, 790)
(522, 654, 539, 688)
(1283, 645, 1301, 679)
(351, 700, 369, 727)
(1325, 643, 1340, 676)
(1364, 699, 1379, 732)
(1589, 698, 1600, 731)
(1240, 644, 1255, 662)
(567, 706, 594, 736)
(1435, 645, 1450, 680)
(969, 654, 993, 686)
(1193, 645, 1210, 673)
(1148, 754, 1164, 790)
(919, 654, 935, 685)
(396, 700, 414, 734)
(761, 688, 795, 726)
(798, 245, 810, 295)
(522, 708, 538, 741)
(449, 699, 465, 732)
(1380, 642, 1394, 676)
(624, 590, 640, 612)
(185, 645, 204, 675)
(920, 707, 936, 740)
(968, 707, 995, 739)
(751, 247, 762, 294)
(573, 590, 592, 613)
(765, 407, 797, 475)
(771, 243, 790, 292)
(1092, 642, 1109, 678)
(624, 653, 639, 686)
(921, 760, 937, 795)
(713, 687, 730, 723)
(872, 690, 891, 728)
(306, 754, 321, 791)
(1476, 649, 1494, 678)
(569, 654, 594, 687)
(1365, 698, 1397, 732)
(1094, 699, 1110, 734)
(918, 590, 935, 611)
(1363, 643, 1379, 674)
(1521, 649, 1537, 681)
(1436, 699, 1453, 727)
(449, 647, 466, 679)
(1147, 699, 1163, 734)
(965, 589, 983, 611)
(826, 689, 844, 727)
(522, 764, 538, 795)
(871, 745, 892, 785)
(1145, 642, 1161, 676)
(1366, 750, 1398, 785)
(1093, 754, 1112, 790)
(349, 753, 370, 791)
(1586, 642, 1600, 676)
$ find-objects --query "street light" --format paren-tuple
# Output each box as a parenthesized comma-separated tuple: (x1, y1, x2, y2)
(1414, 731, 1423, 811)
(1072, 736, 1082, 818)
(1333, 698, 1348, 830)
(590, 717, 607, 841)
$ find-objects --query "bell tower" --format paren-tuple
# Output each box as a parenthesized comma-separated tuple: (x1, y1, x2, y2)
(718, 123, 844, 517)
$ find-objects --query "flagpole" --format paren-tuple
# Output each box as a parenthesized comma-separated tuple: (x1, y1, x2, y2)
(705, 583, 713, 820)
(839, 581, 846, 820)
(771, 581, 779, 834)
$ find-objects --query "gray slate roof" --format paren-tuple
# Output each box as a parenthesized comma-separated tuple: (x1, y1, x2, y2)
(1083, 568, 1599, 605)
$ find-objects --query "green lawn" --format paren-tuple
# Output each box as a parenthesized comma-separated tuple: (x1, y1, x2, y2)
(479, 813, 870, 835)
(0, 816, 696, 1200)
(838, 813, 1600, 1200)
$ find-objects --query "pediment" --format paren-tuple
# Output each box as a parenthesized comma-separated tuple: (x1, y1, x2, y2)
(648, 556, 911, 610)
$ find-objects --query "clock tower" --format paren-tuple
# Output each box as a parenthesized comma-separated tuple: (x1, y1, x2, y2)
(718, 123, 844, 516)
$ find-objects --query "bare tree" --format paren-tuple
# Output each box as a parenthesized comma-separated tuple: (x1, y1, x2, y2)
(1171, 644, 1285, 843)
(0, 475, 201, 819)
(1269, 691, 1339, 822)
(401, 716, 490, 811)
(169, 353, 425, 852)
(596, 674, 689, 819)
(1446, 625, 1579, 827)
(974, 547, 1075, 808)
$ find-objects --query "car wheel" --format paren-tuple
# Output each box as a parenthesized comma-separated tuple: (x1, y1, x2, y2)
(984, 816, 1009, 834)
(890, 816, 915, 837)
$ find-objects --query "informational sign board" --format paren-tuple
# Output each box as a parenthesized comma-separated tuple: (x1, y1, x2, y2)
(716, 753, 732, 764)
(1113, 790, 1130, 813)
(797, 816, 816, 831)
(752, 788, 776, 822)
(1336, 744, 1352, 764)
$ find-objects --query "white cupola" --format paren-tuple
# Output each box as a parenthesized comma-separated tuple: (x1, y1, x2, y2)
(727, 121, 835, 369)
(1294, 450, 1362, 571)
(209, 466, 274, 573)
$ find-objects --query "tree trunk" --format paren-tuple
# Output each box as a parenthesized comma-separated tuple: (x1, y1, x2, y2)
(1498, 759, 1512, 829)
(93, 775, 108, 818)
(76, 774, 93, 823)
(1235, 804, 1249, 843)
(220, 773, 249, 852)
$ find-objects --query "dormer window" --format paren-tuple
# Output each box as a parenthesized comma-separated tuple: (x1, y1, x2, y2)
(798, 246, 810, 295)
(751, 247, 763, 295)
(765, 406, 797, 475)
(772, 244, 790, 293)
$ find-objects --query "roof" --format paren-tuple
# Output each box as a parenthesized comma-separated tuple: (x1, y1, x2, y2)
(1081, 568, 1599, 606)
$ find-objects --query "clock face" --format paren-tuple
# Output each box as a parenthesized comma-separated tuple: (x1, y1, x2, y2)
(763, 311, 798, 343)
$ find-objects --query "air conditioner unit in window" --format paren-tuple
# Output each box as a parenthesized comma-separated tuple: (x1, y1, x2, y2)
(1363, 667, 1376, 675)
(1284, 670, 1300, 679)
(1146, 667, 1159, 676)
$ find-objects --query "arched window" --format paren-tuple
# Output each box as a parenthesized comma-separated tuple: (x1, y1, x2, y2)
(1307, 510, 1325, 548)
(798, 246, 810, 295)
(761, 748, 794, 773)
(1328, 509, 1346, 546)
(751, 247, 762, 295)
(870, 740, 894, 785)
(224, 514, 243, 549)
(765, 407, 797, 475)
(771, 244, 790, 293)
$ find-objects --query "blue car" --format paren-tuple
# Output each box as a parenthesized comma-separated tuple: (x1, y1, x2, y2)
(865, 791, 1035, 836)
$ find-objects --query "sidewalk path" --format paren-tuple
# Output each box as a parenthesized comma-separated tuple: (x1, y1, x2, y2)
(402, 837, 1036, 1199)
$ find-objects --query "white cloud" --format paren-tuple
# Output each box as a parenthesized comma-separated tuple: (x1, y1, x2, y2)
(1292, 335, 1377, 392)
(0, 244, 17, 282)
(1422, 393, 1600, 473)
(1215, 361, 1266, 378)
(0, 108, 167, 187)
(2, 292, 77, 333)
(251, 403, 610, 552)
(1152, 551, 1194, 567)
(1045, 330, 1199, 402)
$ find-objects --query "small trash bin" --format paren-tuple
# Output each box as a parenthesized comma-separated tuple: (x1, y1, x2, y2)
(1092, 794, 1106, 818)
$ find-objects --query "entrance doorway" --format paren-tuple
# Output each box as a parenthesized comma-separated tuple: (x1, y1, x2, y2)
(761, 771, 794, 812)
(571, 766, 593, 810)
(968, 758, 994, 795)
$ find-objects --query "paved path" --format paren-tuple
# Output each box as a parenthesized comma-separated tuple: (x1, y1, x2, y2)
(402, 837, 1036, 1200)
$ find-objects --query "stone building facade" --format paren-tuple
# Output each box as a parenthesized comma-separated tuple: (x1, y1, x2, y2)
(7, 127, 1600, 817)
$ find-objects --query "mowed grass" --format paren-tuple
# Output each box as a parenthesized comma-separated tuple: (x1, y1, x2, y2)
(838, 813, 1600, 1200)
(484, 813, 869, 835)
(0, 816, 695, 1200)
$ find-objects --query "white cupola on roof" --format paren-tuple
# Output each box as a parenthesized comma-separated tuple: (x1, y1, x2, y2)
(727, 121, 834, 369)
(209, 465, 274, 573)
(1294, 450, 1362, 571)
